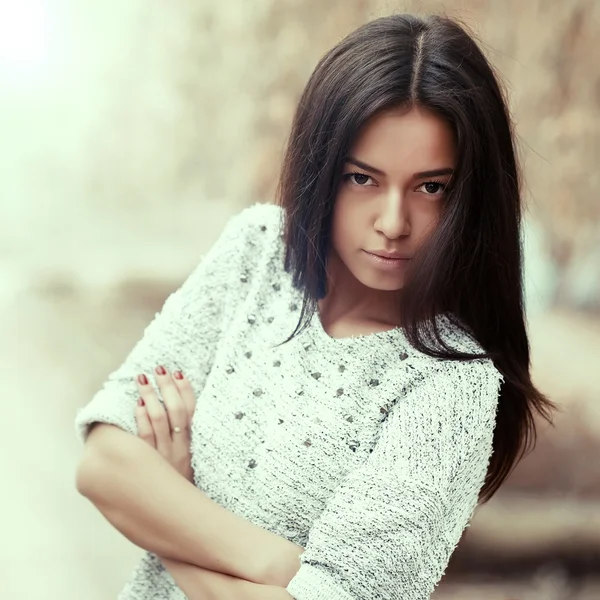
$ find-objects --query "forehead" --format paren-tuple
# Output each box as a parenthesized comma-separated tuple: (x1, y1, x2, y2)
(349, 106, 456, 169)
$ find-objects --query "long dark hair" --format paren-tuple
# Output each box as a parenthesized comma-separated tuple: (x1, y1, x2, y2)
(272, 13, 558, 503)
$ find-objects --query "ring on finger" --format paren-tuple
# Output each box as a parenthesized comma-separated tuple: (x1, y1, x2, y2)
(172, 426, 182, 434)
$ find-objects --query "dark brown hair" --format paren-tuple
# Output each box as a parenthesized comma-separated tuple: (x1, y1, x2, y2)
(272, 13, 559, 503)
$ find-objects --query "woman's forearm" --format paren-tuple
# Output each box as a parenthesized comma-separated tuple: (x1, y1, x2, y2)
(160, 557, 294, 600)
(76, 424, 303, 586)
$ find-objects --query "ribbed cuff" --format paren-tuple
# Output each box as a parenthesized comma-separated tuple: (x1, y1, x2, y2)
(74, 392, 137, 443)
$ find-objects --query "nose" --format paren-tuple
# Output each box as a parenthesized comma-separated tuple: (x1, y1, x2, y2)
(374, 188, 411, 239)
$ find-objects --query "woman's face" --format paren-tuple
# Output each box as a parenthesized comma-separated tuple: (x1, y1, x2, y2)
(324, 105, 456, 321)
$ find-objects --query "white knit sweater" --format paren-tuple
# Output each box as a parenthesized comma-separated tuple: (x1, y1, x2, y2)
(75, 202, 503, 600)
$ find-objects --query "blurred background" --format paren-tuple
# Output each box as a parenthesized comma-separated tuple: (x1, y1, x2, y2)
(1, 0, 598, 598)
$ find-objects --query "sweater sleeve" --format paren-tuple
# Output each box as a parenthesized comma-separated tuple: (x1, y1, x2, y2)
(74, 203, 274, 443)
(285, 360, 503, 600)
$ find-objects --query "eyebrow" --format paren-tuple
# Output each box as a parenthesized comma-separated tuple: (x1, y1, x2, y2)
(345, 156, 455, 179)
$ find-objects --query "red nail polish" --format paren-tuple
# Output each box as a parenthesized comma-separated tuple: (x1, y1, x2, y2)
(156, 365, 166, 376)
(174, 371, 183, 380)
(138, 374, 148, 385)
(138, 398, 145, 407)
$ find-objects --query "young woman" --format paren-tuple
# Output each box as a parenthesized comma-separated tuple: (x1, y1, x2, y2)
(75, 12, 557, 600)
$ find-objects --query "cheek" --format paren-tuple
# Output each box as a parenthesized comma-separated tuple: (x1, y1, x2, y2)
(412, 203, 442, 240)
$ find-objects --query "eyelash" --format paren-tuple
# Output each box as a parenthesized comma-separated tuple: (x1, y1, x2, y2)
(343, 171, 448, 195)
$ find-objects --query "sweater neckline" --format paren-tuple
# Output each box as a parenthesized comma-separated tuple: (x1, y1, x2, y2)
(309, 304, 407, 346)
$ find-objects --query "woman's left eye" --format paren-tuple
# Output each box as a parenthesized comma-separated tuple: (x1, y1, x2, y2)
(417, 181, 447, 195)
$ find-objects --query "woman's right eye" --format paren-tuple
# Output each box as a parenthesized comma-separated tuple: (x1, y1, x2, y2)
(344, 172, 374, 186)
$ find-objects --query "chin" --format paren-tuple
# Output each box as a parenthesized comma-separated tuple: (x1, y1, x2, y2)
(356, 270, 406, 292)
(373, 280, 405, 292)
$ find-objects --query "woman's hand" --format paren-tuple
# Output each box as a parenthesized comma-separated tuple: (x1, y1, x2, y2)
(134, 366, 197, 483)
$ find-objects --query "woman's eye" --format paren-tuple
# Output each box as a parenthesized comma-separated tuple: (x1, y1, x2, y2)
(344, 172, 374, 186)
(417, 181, 446, 196)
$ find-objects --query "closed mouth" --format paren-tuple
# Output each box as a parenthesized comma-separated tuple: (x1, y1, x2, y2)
(366, 251, 411, 260)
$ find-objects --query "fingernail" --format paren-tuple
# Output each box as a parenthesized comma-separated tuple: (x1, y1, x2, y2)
(174, 371, 183, 380)
(156, 365, 166, 376)
(138, 398, 145, 407)
(138, 374, 148, 385)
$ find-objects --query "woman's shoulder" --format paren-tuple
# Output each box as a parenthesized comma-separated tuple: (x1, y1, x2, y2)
(400, 313, 503, 399)
(197, 202, 283, 280)
(433, 312, 490, 355)
(233, 201, 283, 231)
(397, 312, 492, 361)
(226, 202, 284, 260)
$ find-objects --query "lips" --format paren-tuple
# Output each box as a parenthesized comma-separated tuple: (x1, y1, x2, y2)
(367, 250, 411, 260)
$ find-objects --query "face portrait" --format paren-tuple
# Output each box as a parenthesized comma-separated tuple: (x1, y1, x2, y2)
(321, 105, 457, 325)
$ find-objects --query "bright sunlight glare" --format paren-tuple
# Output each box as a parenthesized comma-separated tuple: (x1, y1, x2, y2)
(0, 0, 51, 68)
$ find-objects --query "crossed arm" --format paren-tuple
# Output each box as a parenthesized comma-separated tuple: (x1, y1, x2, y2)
(76, 423, 301, 599)
(159, 558, 293, 600)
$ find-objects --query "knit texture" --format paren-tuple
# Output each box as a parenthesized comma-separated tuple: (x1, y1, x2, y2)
(75, 202, 503, 600)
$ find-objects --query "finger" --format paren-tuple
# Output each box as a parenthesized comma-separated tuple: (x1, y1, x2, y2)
(172, 370, 197, 421)
(154, 368, 194, 471)
(154, 366, 189, 443)
(136, 373, 171, 454)
(135, 400, 156, 448)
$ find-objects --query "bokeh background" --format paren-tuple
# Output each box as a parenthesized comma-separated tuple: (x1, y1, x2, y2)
(1, 0, 598, 598)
